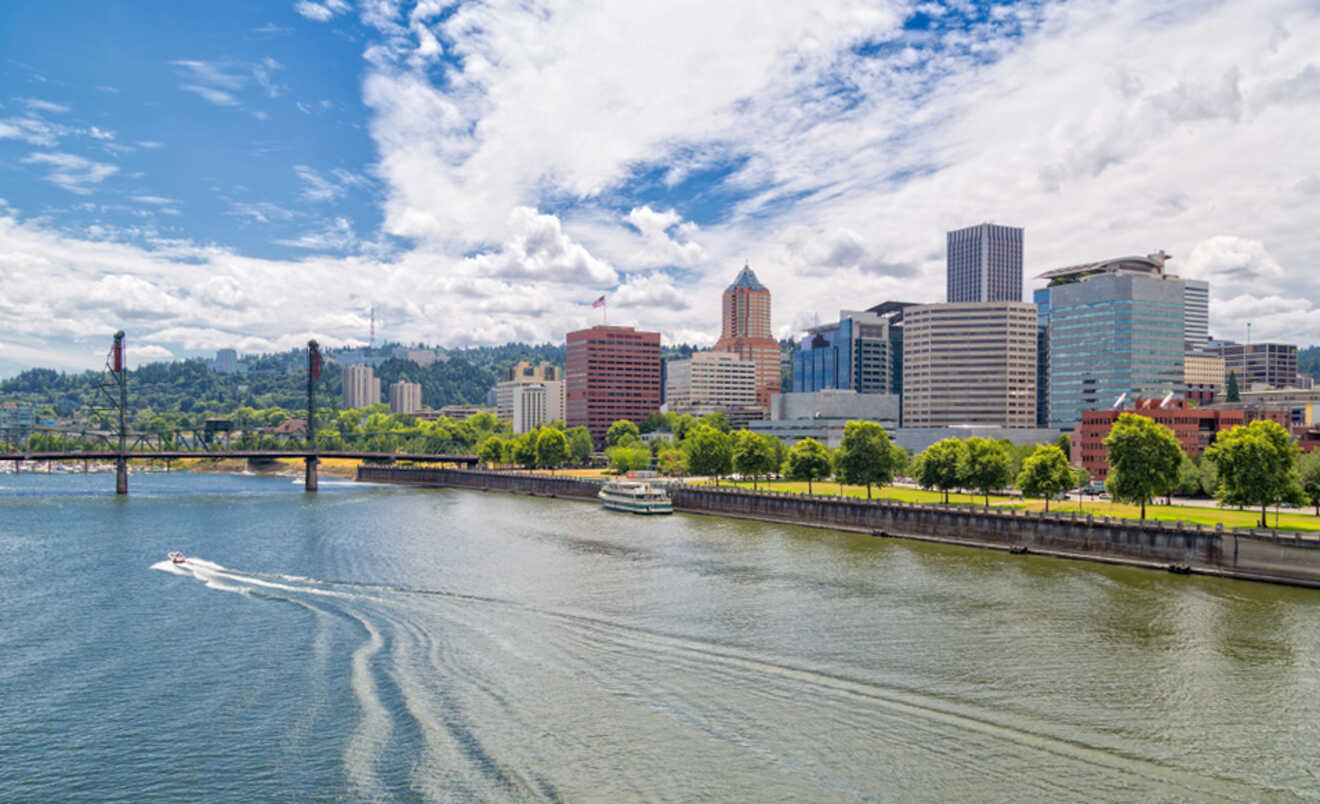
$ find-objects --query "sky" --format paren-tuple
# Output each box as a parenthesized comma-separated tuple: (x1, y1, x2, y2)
(2, 0, 1319, 376)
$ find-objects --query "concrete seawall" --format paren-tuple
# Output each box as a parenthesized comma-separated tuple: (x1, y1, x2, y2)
(359, 466, 1320, 589)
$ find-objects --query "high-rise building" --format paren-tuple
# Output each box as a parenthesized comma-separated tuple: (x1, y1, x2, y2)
(1215, 342, 1299, 389)
(1040, 252, 1184, 429)
(497, 378, 564, 432)
(565, 325, 662, 445)
(504, 361, 559, 382)
(901, 301, 1038, 427)
(793, 310, 892, 395)
(1183, 279, 1209, 347)
(714, 264, 780, 407)
(342, 364, 381, 409)
(946, 223, 1024, 303)
(388, 381, 422, 414)
(214, 348, 239, 374)
(665, 351, 758, 415)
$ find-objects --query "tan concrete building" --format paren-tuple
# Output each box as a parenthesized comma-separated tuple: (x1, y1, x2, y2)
(388, 381, 422, 414)
(665, 351, 758, 415)
(504, 361, 560, 382)
(497, 378, 564, 430)
(341, 364, 381, 409)
(901, 301, 1038, 427)
(1184, 351, 1225, 404)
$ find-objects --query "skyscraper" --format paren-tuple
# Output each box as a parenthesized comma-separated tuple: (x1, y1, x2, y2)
(714, 264, 780, 407)
(946, 223, 1024, 303)
(565, 325, 662, 445)
(1041, 253, 1185, 429)
(1183, 279, 1209, 346)
(342, 364, 381, 409)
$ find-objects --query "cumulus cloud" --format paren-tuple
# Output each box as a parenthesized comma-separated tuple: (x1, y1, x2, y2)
(132, 344, 175, 364)
(612, 272, 689, 311)
(459, 208, 618, 285)
(625, 206, 705, 268)
(295, 0, 350, 22)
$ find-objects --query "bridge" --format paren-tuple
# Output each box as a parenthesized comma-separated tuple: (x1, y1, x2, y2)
(1, 333, 480, 493)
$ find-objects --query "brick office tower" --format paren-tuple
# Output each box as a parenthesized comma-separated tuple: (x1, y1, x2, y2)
(714, 264, 780, 408)
(565, 325, 662, 446)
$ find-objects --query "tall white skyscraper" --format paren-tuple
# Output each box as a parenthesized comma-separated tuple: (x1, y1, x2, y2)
(947, 223, 1024, 303)
(1183, 279, 1209, 346)
(342, 364, 381, 409)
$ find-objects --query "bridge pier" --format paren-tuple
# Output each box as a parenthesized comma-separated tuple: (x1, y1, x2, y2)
(304, 456, 318, 492)
(116, 458, 128, 494)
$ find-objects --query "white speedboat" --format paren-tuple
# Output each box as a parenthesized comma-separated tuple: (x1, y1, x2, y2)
(598, 479, 673, 515)
(168, 551, 186, 565)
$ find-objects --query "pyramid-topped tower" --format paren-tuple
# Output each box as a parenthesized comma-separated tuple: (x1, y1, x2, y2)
(714, 263, 779, 407)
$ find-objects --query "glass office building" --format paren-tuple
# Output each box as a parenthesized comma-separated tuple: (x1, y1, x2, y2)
(1048, 273, 1185, 430)
(793, 310, 891, 395)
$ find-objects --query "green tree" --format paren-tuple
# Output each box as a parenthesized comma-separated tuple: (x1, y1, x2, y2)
(566, 426, 593, 466)
(785, 437, 832, 494)
(684, 425, 733, 484)
(732, 430, 777, 490)
(963, 437, 1014, 509)
(478, 436, 504, 467)
(835, 421, 897, 499)
(914, 438, 968, 504)
(698, 411, 731, 434)
(1299, 450, 1320, 515)
(512, 429, 540, 468)
(655, 446, 687, 476)
(605, 419, 641, 447)
(1176, 454, 1202, 498)
(536, 428, 569, 473)
(1015, 445, 1074, 512)
(1103, 412, 1184, 519)
(1073, 466, 1091, 510)
(607, 445, 651, 472)
(890, 442, 910, 479)
(1226, 371, 1240, 402)
(1205, 419, 1304, 527)
(1054, 432, 1071, 457)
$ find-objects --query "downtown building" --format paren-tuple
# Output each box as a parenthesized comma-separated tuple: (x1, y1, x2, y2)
(1211, 342, 1299, 389)
(565, 325, 662, 445)
(665, 351, 760, 428)
(946, 223, 1024, 303)
(342, 364, 381, 409)
(388, 381, 422, 414)
(496, 361, 564, 433)
(714, 264, 780, 408)
(1039, 252, 1185, 430)
(901, 301, 1038, 428)
(1074, 398, 1244, 481)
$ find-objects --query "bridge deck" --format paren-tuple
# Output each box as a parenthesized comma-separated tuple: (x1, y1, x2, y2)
(0, 451, 478, 464)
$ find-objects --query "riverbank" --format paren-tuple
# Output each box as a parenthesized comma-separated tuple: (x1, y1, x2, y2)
(359, 466, 1320, 590)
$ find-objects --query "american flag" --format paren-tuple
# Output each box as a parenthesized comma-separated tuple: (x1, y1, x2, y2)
(592, 295, 606, 308)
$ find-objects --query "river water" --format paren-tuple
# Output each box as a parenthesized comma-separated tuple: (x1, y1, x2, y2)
(3, 472, 1319, 801)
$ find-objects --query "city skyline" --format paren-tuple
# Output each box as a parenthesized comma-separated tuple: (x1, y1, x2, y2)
(3, 0, 1319, 378)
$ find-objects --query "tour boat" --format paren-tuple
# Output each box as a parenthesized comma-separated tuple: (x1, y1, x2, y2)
(168, 551, 186, 565)
(598, 478, 673, 515)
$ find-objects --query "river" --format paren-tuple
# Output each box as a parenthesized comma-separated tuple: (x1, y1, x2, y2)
(2, 472, 1319, 801)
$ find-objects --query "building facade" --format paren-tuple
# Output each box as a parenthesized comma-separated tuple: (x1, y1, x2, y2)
(714, 265, 780, 407)
(946, 223, 1024, 303)
(1045, 257, 1185, 430)
(1183, 279, 1209, 347)
(1184, 350, 1226, 405)
(901, 301, 1038, 427)
(214, 348, 239, 374)
(665, 351, 757, 413)
(341, 364, 381, 409)
(496, 379, 564, 433)
(504, 361, 560, 382)
(388, 381, 422, 414)
(792, 309, 892, 396)
(1074, 400, 1244, 481)
(565, 325, 662, 445)
(1217, 343, 1298, 389)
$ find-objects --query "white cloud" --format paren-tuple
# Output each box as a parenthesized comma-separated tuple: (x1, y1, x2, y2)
(294, 165, 371, 202)
(18, 98, 70, 114)
(624, 206, 705, 268)
(459, 207, 618, 285)
(276, 217, 359, 252)
(131, 195, 177, 206)
(22, 152, 118, 194)
(180, 84, 239, 107)
(295, 1, 348, 22)
(132, 344, 175, 364)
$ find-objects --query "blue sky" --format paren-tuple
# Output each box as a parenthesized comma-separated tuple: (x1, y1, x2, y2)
(2, 0, 1319, 376)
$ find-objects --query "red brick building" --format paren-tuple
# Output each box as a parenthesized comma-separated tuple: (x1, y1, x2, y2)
(565, 325, 662, 446)
(1074, 399, 1244, 480)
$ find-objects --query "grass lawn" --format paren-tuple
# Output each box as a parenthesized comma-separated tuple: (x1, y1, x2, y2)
(1021, 499, 1320, 533)
(700, 477, 1320, 533)
(703, 478, 1019, 507)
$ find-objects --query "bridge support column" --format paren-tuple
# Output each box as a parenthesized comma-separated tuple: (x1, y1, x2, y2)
(116, 458, 128, 494)
(304, 456, 318, 492)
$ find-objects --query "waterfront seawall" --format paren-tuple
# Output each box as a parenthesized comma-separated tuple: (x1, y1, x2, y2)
(358, 467, 1320, 588)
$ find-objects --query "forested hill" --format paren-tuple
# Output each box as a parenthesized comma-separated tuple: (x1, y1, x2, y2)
(0, 341, 562, 417)
(1299, 346, 1320, 383)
